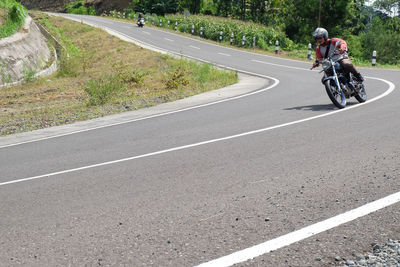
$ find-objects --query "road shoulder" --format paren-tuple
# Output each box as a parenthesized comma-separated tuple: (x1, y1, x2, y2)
(0, 73, 270, 147)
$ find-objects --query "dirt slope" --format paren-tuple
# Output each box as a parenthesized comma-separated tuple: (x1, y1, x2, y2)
(19, 0, 131, 13)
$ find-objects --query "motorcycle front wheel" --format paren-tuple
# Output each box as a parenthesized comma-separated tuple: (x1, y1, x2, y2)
(324, 80, 346, 109)
(354, 83, 367, 103)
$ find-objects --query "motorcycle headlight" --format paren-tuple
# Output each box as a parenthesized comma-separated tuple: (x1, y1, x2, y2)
(322, 60, 331, 70)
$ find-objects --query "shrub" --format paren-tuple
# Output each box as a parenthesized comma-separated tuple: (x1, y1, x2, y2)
(65, 0, 97, 16)
(84, 74, 126, 105)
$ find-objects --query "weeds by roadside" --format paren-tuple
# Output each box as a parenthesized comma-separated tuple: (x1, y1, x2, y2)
(0, 13, 237, 136)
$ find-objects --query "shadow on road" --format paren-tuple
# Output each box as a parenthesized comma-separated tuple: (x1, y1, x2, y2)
(284, 104, 335, 111)
(285, 102, 359, 111)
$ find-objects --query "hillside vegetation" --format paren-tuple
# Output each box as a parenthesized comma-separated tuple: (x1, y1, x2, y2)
(0, 13, 237, 136)
(114, 0, 399, 67)
(0, 0, 28, 38)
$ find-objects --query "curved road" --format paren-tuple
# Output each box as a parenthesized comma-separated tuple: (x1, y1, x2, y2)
(1, 14, 399, 266)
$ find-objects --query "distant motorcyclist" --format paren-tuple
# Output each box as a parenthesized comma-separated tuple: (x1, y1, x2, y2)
(137, 13, 143, 22)
(311, 28, 364, 83)
(137, 13, 145, 27)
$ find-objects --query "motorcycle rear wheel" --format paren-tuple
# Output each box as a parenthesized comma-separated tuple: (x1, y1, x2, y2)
(354, 83, 367, 103)
(324, 80, 346, 109)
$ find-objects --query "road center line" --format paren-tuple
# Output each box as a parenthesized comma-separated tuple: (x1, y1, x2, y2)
(196, 190, 400, 267)
(142, 31, 150, 35)
(189, 45, 200, 49)
(0, 77, 394, 187)
(252, 59, 316, 71)
(164, 37, 174, 42)
(218, 52, 231, 57)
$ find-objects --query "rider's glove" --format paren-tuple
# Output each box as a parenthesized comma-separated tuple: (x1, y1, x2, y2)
(312, 60, 320, 68)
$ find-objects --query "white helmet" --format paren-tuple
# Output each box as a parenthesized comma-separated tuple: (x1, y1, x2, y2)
(313, 28, 328, 40)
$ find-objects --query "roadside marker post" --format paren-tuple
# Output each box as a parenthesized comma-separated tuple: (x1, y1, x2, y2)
(275, 40, 279, 54)
(372, 50, 377, 67)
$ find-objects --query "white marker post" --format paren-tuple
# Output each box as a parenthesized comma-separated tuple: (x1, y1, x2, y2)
(275, 40, 279, 54)
(242, 35, 246, 47)
(308, 43, 312, 60)
(372, 50, 377, 67)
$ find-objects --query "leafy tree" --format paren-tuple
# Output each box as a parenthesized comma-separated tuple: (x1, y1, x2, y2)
(178, 0, 202, 13)
(360, 16, 400, 64)
(373, 0, 400, 16)
(131, 0, 178, 15)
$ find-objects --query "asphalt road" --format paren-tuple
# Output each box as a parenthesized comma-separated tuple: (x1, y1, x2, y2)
(0, 14, 399, 266)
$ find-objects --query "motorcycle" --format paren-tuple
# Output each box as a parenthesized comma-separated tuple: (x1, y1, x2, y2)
(137, 18, 145, 28)
(313, 41, 367, 109)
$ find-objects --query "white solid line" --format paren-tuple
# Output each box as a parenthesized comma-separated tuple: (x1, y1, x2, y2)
(189, 45, 200, 49)
(218, 52, 231, 57)
(196, 190, 400, 267)
(0, 72, 278, 150)
(8, 14, 392, 153)
(0, 77, 394, 187)
(164, 37, 174, 42)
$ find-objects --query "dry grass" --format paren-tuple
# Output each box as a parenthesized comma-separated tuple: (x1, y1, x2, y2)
(0, 9, 6, 27)
(0, 13, 237, 136)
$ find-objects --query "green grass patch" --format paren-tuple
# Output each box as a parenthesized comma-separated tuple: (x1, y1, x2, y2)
(65, 0, 97, 16)
(0, 13, 237, 136)
(0, 0, 28, 39)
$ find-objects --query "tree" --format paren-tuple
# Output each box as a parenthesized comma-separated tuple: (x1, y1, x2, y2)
(178, 0, 202, 13)
(131, 0, 178, 15)
(373, 0, 400, 17)
(279, 0, 362, 44)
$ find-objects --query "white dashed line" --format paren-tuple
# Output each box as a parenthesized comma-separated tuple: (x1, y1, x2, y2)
(142, 31, 150, 35)
(251, 59, 315, 71)
(164, 38, 174, 42)
(218, 52, 231, 57)
(189, 45, 200, 49)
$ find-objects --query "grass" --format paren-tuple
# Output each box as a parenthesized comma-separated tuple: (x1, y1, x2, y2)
(0, 13, 237, 136)
(0, 0, 28, 39)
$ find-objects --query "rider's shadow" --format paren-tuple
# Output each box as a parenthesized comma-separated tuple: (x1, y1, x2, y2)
(284, 102, 359, 111)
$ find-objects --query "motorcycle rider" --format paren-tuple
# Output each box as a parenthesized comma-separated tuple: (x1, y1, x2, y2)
(312, 28, 364, 83)
(137, 13, 144, 26)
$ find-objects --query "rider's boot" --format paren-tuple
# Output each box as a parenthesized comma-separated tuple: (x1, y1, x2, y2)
(354, 73, 364, 83)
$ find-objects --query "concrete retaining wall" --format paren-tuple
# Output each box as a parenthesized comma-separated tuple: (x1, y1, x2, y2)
(0, 16, 51, 86)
